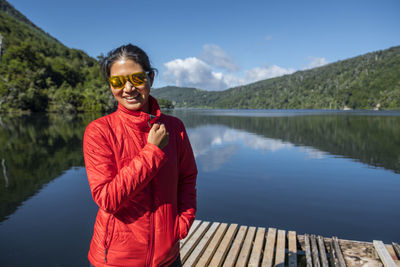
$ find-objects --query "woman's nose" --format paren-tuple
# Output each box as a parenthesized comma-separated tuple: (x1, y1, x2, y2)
(124, 81, 136, 92)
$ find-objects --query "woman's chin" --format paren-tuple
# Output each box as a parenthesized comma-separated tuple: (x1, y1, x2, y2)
(122, 100, 143, 111)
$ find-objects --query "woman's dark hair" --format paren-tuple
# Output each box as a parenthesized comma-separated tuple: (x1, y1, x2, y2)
(100, 44, 157, 81)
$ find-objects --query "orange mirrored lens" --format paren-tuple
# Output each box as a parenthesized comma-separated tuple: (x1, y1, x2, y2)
(109, 76, 125, 89)
(108, 72, 147, 89)
(128, 73, 147, 86)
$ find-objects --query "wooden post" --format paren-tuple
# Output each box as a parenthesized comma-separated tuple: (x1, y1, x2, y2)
(248, 227, 265, 267)
(330, 236, 346, 267)
(288, 231, 297, 267)
(304, 234, 313, 267)
(275, 230, 286, 266)
(262, 227, 277, 267)
(317, 235, 329, 267)
(310, 234, 321, 267)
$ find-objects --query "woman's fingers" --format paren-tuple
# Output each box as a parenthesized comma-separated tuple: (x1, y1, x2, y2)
(152, 123, 160, 131)
(148, 123, 169, 149)
(158, 124, 166, 133)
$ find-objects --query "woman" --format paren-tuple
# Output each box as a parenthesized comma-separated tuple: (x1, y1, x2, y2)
(83, 44, 197, 267)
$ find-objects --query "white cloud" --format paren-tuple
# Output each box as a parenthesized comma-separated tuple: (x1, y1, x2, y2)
(163, 59, 296, 90)
(303, 57, 329, 70)
(244, 65, 296, 84)
(163, 57, 229, 90)
(200, 44, 239, 71)
(162, 47, 328, 90)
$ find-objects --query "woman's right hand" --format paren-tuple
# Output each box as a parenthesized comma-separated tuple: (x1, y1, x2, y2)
(148, 123, 169, 149)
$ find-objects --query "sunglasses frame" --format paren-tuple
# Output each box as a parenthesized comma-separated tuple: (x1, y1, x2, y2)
(108, 71, 152, 89)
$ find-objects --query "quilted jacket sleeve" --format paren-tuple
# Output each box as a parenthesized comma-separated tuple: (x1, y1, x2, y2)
(177, 121, 198, 239)
(83, 121, 167, 214)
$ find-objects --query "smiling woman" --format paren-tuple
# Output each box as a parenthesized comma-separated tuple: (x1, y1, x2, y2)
(83, 44, 198, 267)
(109, 60, 153, 112)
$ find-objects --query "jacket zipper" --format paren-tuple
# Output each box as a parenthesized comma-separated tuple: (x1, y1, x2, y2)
(145, 183, 155, 266)
(145, 119, 156, 266)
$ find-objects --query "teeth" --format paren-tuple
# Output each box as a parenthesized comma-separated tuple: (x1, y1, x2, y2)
(125, 95, 138, 100)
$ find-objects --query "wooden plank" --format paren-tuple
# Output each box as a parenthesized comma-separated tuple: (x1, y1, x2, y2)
(181, 220, 201, 248)
(196, 223, 229, 267)
(331, 236, 346, 267)
(274, 230, 286, 266)
(288, 231, 297, 267)
(236, 226, 256, 267)
(248, 227, 266, 267)
(223, 225, 248, 267)
(304, 234, 313, 267)
(373, 240, 397, 267)
(317, 235, 329, 267)
(310, 234, 321, 267)
(393, 242, 400, 259)
(183, 222, 220, 267)
(209, 223, 239, 267)
(181, 221, 210, 263)
(261, 227, 277, 267)
(329, 238, 340, 267)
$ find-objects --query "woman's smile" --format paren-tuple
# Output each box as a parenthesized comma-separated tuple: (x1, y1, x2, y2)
(123, 93, 141, 103)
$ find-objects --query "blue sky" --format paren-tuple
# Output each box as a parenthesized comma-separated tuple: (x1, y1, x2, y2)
(6, 0, 400, 90)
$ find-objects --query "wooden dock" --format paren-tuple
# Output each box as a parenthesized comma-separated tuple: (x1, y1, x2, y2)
(179, 220, 400, 267)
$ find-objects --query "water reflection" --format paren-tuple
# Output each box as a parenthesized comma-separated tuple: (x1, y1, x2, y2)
(169, 109, 400, 173)
(188, 125, 295, 172)
(0, 113, 101, 222)
(1, 109, 400, 223)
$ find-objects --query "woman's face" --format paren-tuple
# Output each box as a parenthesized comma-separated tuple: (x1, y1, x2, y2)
(109, 59, 153, 113)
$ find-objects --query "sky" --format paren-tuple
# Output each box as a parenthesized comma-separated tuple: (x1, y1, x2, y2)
(6, 0, 400, 90)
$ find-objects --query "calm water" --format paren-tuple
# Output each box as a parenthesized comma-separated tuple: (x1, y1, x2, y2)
(0, 109, 399, 266)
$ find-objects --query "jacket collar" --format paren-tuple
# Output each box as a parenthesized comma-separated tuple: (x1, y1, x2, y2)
(116, 95, 161, 132)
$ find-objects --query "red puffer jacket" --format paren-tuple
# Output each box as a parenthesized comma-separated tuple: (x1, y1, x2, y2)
(83, 96, 197, 267)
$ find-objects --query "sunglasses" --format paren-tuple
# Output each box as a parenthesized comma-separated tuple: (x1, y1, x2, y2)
(108, 71, 150, 89)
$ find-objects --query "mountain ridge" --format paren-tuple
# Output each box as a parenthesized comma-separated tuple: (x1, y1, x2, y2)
(152, 45, 400, 110)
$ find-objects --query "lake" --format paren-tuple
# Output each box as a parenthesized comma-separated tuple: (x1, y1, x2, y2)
(0, 109, 399, 266)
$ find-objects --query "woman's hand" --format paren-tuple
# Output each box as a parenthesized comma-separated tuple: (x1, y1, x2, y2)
(148, 123, 169, 149)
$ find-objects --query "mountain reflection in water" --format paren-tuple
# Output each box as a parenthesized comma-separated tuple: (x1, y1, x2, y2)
(0, 110, 399, 263)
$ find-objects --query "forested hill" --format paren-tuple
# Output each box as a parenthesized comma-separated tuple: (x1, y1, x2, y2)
(1, 0, 399, 112)
(152, 45, 400, 110)
(0, 0, 115, 113)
